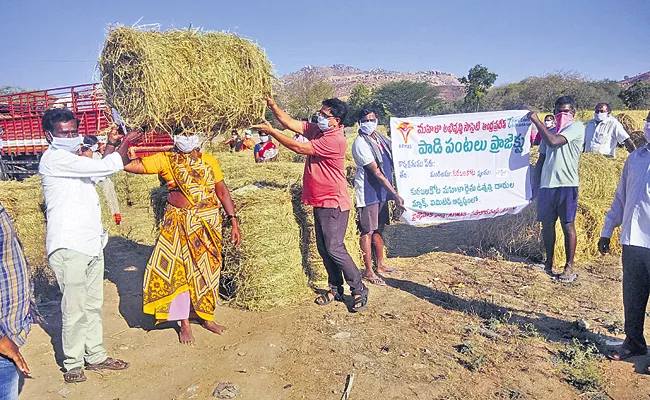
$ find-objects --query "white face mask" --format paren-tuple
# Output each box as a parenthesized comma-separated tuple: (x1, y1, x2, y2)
(50, 135, 83, 153)
(595, 112, 609, 122)
(259, 135, 270, 143)
(89, 144, 99, 152)
(174, 135, 200, 153)
(544, 120, 554, 128)
(644, 122, 650, 143)
(317, 115, 331, 132)
(359, 121, 378, 135)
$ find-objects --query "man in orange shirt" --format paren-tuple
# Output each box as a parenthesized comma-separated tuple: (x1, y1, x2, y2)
(254, 97, 368, 312)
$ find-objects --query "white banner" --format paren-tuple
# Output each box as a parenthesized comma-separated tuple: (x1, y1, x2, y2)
(390, 111, 533, 225)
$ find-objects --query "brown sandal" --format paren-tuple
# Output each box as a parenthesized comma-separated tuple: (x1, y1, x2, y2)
(64, 367, 87, 384)
(86, 357, 130, 371)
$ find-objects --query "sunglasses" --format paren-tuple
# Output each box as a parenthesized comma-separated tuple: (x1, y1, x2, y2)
(318, 111, 336, 119)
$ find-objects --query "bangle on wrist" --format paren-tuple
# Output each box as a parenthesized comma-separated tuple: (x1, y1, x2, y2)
(226, 214, 237, 223)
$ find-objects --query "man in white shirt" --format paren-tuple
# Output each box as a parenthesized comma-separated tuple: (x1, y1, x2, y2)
(598, 110, 650, 364)
(351, 108, 404, 286)
(39, 108, 142, 384)
(584, 103, 636, 157)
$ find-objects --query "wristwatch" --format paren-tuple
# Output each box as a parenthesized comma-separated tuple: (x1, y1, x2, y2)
(107, 139, 122, 147)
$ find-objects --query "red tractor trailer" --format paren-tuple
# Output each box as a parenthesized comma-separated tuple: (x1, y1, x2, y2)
(0, 83, 173, 180)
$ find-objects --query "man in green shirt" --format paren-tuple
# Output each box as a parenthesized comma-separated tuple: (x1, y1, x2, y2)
(528, 96, 585, 283)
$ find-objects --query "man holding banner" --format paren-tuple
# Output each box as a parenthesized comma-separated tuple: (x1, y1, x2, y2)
(528, 96, 585, 283)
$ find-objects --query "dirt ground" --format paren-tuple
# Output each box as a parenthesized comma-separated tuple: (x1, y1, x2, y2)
(17, 204, 650, 400)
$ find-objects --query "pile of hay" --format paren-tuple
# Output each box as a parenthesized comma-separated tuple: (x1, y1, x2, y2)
(0, 176, 47, 269)
(470, 149, 626, 263)
(222, 186, 311, 310)
(99, 26, 273, 136)
(629, 131, 648, 148)
(112, 172, 161, 207)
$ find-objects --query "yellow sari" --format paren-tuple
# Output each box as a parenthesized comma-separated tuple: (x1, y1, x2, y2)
(142, 152, 223, 322)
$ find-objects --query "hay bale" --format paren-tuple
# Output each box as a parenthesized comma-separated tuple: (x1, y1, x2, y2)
(221, 187, 311, 310)
(99, 26, 273, 136)
(615, 113, 637, 135)
(470, 150, 626, 263)
(0, 176, 47, 269)
(629, 131, 647, 148)
(112, 172, 161, 208)
(215, 151, 305, 190)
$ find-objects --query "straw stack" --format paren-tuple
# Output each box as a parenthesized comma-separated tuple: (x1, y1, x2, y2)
(99, 26, 273, 136)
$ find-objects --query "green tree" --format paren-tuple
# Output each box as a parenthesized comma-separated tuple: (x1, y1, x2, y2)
(0, 86, 26, 95)
(459, 64, 498, 112)
(346, 83, 372, 125)
(372, 81, 444, 118)
(483, 72, 626, 111)
(619, 81, 650, 109)
(276, 72, 334, 120)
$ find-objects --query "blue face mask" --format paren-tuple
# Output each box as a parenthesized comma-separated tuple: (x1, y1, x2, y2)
(359, 121, 377, 135)
(595, 112, 608, 122)
(317, 116, 331, 132)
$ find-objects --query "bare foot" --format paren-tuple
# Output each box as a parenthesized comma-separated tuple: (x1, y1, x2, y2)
(376, 265, 398, 274)
(202, 320, 226, 335)
(362, 272, 386, 286)
(179, 320, 195, 345)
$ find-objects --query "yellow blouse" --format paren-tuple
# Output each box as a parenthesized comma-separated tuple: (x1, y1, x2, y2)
(140, 152, 224, 188)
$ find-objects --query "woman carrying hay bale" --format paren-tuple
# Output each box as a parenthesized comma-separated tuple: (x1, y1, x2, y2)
(124, 129, 241, 345)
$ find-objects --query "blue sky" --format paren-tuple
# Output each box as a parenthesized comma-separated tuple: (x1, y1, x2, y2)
(1, 0, 648, 90)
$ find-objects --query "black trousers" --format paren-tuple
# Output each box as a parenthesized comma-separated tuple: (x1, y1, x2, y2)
(313, 207, 366, 296)
(622, 245, 650, 352)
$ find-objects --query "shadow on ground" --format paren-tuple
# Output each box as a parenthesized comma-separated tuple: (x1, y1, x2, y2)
(103, 236, 155, 330)
(384, 221, 475, 258)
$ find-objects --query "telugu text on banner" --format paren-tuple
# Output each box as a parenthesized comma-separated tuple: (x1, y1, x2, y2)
(390, 111, 533, 225)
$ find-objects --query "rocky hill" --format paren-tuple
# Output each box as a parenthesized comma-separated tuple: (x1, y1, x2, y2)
(620, 70, 650, 87)
(280, 64, 465, 101)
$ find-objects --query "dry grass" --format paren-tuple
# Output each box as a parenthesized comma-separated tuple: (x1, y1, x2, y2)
(221, 186, 311, 310)
(470, 148, 625, 264)
(99, 26, 273, 137)
(0, 176, 47, 268)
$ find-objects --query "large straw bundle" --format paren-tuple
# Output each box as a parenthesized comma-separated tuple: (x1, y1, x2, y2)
(469, 149, 626, 263)
(99, 26, 273, 136)
(0, 176, 47, 269)
(221, 187, 311, 310)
